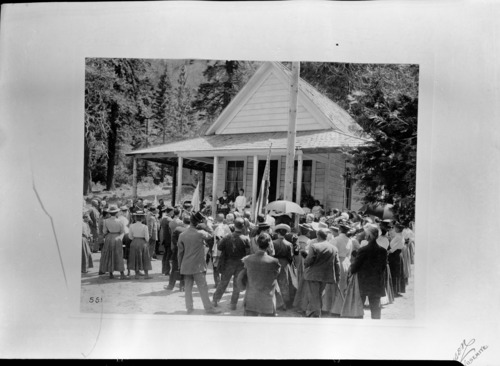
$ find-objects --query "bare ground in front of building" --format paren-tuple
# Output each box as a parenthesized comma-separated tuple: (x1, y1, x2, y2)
(80, 252, 414, 319)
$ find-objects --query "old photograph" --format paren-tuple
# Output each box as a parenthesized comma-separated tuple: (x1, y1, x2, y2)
(81, 59, 418, 319)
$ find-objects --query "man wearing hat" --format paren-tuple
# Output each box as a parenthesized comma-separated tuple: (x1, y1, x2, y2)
(212, 217, 251, 310)
(210, 213, 231, 288)
(349, 224, 388, 319)
(147, 206, 159, 260)
(302, 228, 340, 317)
(236, 233, 281, 317)
(272, 224, 296, 310)
(178, 211, 221, 314)
(160, 206, 174, 276)
(164, 214, 190, 291)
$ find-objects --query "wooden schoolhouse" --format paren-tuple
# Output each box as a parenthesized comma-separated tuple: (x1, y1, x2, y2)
(126, 62, 369, 217)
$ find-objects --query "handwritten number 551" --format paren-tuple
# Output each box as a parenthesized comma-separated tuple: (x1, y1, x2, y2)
(89, 297, 103, 303)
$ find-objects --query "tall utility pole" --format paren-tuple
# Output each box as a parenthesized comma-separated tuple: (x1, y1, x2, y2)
(283, 62, 300, 202)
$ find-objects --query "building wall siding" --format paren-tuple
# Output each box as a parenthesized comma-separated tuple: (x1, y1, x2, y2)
(221, 72, 325, 134)
(213, 153, 364, 212)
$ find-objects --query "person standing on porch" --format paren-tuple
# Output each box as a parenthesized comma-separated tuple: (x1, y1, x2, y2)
(234, 188, 247, 213)
(217, 190, 231, 216)
(178, 212, 221, 315)
(212, 218, 251, 310)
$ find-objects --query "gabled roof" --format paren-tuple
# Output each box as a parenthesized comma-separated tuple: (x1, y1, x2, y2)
(205, 62, 363, 136)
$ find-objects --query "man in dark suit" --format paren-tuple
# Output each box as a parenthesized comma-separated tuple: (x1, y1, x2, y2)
(212, 218, 251, 310)
(164, 214, 189, 292)
(160, 206, 174, 276)
(237, 233, 281, 317)
(303, 228, 340, 317)
(178, 211, 221, 315)
(350, 223, 388, 319)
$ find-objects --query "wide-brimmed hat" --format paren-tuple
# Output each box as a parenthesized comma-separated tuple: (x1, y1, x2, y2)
(299, 223, 314, 231)
(394, 222, 405, 230)
(311, 222, 329, 231)
(257, 222, 271, 230)
(133, 210, 146, 216)
(120, 205, 128, 211)
(106, 204, 119, 213)
(274, 223, 291, 233)
(161, 205, 174, 212)
(191, 211, 206, 223)
(339, 222, 351, 231)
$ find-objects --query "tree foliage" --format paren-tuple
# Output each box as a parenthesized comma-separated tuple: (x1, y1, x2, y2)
(300, 63, 419, 223)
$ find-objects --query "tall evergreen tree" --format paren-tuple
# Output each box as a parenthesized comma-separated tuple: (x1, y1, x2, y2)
(191, 60, 258, 122)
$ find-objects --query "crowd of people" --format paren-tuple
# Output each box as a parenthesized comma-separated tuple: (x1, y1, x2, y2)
(82, 195, 415, 319)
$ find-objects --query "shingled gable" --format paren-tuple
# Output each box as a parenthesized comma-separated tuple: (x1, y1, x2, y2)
(205, 61, 362, 136)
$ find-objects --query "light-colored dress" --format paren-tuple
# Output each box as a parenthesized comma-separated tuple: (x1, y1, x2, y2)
(82, 221, 94, 273)
(321, 234, 350, 315)
(99, 217, 125, 273)
(127, 222, 151, 271)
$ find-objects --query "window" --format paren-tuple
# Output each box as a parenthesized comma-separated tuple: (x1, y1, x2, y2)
(293, 160, 312, 203)
(225, 160, 244, 201)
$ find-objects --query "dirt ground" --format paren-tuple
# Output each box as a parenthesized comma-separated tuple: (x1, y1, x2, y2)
(80, 252, 414, 319)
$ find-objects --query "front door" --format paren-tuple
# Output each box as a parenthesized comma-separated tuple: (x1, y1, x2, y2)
(257, 160, 278, 202)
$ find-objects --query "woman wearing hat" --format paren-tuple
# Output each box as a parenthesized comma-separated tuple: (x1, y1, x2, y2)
(388, 222, 406, 296)
(250, 222, 274, 255)
(98, 204, 127, 280)
(272, 224, 297, 310)
(128, 211, 153, 279)
(321, 222, 352, 316)
(82, 210, 94, 274)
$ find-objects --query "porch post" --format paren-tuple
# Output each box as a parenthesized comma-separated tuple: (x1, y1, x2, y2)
(132, 157, 138, 199)
(251, 155, 259, 220)
(294, 150, 303, 232)
(211, 156, 219, 217)
(176, 156, 183, 206)
(296, 149, 303, 205)
(171, 165, 177, 206)
(201, 170, 206, 202)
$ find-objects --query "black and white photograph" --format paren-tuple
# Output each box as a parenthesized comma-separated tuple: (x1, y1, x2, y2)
(2, 0, 500, 361)
(81, 59, 418, 319)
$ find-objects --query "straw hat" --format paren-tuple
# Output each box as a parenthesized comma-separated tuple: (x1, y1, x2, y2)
(107, 204, 119, 213)
(274, 224, 291, 233)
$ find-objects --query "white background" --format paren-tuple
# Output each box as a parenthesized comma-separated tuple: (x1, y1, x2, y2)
(0, 0, 499, 361)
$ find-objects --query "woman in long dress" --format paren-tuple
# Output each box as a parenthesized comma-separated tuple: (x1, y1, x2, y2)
(82, 211, 94, 274)
(292, 224, 315, 313)
(388, 222, 406, 296)
(377, 224, 394, 305)
(321, 222, 351, 316)
(127, 211, 153, 279)
(98, 204, 127, 280)
(272, 224, 297, 310)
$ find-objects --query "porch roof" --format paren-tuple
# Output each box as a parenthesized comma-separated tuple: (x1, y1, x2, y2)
(125, 129, 370, 172)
